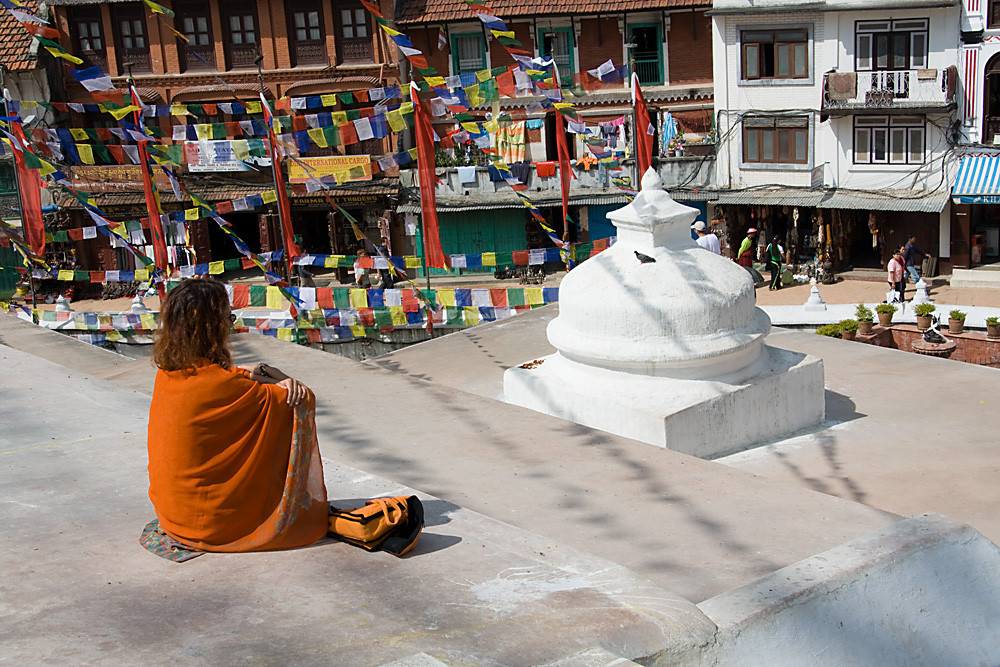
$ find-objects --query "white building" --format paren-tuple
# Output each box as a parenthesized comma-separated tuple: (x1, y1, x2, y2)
(711, 0, 961, 274)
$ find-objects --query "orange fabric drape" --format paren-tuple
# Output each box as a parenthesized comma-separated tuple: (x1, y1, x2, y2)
(147, 364, 328, 552)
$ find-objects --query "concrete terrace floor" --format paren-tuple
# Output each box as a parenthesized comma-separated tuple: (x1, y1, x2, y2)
(4, 277, 1000, 662)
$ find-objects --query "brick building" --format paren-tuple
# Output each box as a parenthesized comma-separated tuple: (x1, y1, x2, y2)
(43, 0, 403, 277)
(394, 0, 716, 269)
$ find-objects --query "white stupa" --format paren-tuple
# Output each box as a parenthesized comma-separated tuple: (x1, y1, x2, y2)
(504, 170, 825, 458)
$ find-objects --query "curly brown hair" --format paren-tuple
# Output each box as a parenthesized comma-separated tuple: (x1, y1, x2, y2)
(152, 278, 233, 371)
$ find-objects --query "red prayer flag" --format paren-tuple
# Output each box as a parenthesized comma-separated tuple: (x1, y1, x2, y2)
(260, 93, 302, 272)
(10, 123, 45, 256)
(131, 85, 169, 297)
(554, 109, 574, 229)
(632, 73, 654, 178)
(411, 83, 448, 269)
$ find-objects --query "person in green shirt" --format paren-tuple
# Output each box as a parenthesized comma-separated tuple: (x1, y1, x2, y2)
(737, 228, 757, 268)
(765, 235, 784, 290)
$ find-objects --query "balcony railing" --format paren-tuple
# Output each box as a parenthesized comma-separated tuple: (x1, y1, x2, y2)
(822, 66, 957, 112)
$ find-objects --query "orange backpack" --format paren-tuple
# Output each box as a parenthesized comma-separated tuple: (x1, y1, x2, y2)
(328, 495, 423, 557)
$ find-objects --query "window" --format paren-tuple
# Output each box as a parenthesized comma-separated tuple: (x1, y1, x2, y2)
(856, 19, 928, 71)
(289, 2, 326, 66)
(628, 23, 663, 85)
(854, 116, 924, 164)
(222, 1, 258, 69)
(177, 2, 215, 71)
(743, 116, 809, 164)
(741, 29, 808, 80)
(451, 33, 486, 75)
(538, 27, 575, 82)
(71, 7, 107, 70)
(111, 4, 150, 73)
(337, 4, 372, 63)
(991, 1, 1000, 29)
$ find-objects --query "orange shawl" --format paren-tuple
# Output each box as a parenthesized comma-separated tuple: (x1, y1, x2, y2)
(147, 364, 328, 552)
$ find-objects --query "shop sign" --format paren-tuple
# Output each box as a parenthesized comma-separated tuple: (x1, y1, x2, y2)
(292, 194, 381, 208)
(183, 140, 272, 172)
(71, 165, 171, 192)
(288, 155, 371, 183)
(954, 195, 1000, 204)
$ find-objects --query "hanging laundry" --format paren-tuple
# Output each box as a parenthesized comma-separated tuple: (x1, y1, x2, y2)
(456, 165, 477, 184)
(535, 161, 557, 178)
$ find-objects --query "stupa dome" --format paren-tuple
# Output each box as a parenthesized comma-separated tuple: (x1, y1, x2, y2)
(546, 170, 770, 379)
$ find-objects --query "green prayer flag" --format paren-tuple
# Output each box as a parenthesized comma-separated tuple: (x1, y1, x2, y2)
(249, 285, 266, 307)
(446, 307, 463, 326)
(339, 92, 354, 104)
(322, 125, 340, 147)
(373, 308, 393, 327)
(507, 288, 525, 306)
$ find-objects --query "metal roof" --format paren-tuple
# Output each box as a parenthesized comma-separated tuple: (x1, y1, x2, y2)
(711, 0, 957, 13)
(715, 187, 948, 213)
(397, 188, 715, 213)
(952, 156, 1000, 204)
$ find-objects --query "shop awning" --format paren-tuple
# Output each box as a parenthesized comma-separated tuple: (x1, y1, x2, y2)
(952, 156, 1000, 204)
(716, 187, 948, 213)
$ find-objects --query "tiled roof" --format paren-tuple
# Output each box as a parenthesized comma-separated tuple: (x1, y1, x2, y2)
(0, 0, 40, 72)
(398, 0, 710, 24)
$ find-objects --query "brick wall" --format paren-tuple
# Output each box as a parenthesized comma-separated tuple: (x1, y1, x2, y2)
(408, 26, 450, 79)
(578, 17, 623, 75)
(858, 325, 1000, 367)
(668, 10, 713, 84)
(491, 22, 534, 70)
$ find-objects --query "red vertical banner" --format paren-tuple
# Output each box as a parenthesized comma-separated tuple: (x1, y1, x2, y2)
(10, 123, 44, 256)
(131, 86, 169, 297)
(260, 93, 302, 276)
(632, 73, 653, 177)
(554, 109, 574, 229)
(412, 82, 448, 269)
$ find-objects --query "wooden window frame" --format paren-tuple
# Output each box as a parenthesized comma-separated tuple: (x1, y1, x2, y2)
(740, 29, 809, 81)
(222, 1, 259, 70)
(70, 7, 107, 71)
(288, 1, 327, 66)
(451, 32, 486, 76)
(111, 4, 151, 74)
(176, 2, 216, 71)
(855, 19, 928, 72)
(853, 115, 925, 165)
(742, 116, 809, 165)
(336, 3, 373, 64)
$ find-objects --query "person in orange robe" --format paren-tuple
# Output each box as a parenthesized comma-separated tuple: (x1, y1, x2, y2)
(146, 278, 328, 553)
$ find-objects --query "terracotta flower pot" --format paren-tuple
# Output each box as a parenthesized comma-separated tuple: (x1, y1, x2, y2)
(858, 321, 873, 335)
(948, 318, 965, 335)
(841, 330, 856, 341)
(916, 315, 932, 330)
(988, 324, 1000, 339)
(877, 312, 893, 327)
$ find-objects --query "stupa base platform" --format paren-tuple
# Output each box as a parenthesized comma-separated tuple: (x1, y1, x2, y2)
(504, 345, 825, 458)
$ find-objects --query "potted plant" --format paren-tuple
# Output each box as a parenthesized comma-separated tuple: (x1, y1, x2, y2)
(875, 303, 897, 327)
(948, 309, 967, 335)
(816, 323, 843, 338)
(987, 316, 1000, 339)
(914, 303, 936, 330)
(838, 318, 859, 341)
(855, 303, 874, 335)
(667, 134, 684, 157)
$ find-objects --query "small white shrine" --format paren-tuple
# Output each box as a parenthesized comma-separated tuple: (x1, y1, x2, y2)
(504, 170, 825, 457)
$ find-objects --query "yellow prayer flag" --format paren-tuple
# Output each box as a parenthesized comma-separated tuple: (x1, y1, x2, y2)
(233, 140, 250, 160)
(70, 128, 88, 141)
(77, 144, 95, 165)
(350, 325, 366, 337)
(321, 94, 338, 107)
(460, 122, 479, 133)
(265, 286, 283, 309)
(307, 128, 327, 148)
(21, 101, 39, 109)
(107, 331, 124, 342)
(387, 111, 407, 132)
(437, 289, 456, 307)
(482, 252, 496, 266)
(208, 261, 225, 274)
(425, 76, 446, 87)
(331, 111, 347, 125)
(399, 102, 414, 114)
(170, 104, 189, 116)
(140, 313, 157, 329)
(467, 85, 482, 107)
(408, 148, 418, 159)
(323, 256, 338, 268)
(185, 207, 200, 220)
(490, 30, 514, 40)
(277, 328, 294, 342)
(261, 190, 278, 204)
(483, 119, 500, 134)
(195, 124, 210, 140)
(389, 305, 406, 326)
(463, 306, 480, 325)
(57, 269, 74, 281)
(349, 289, 368, 308)
(476, 68, 492, 82)
(44, 46, 83, 64)
(134, 269, 149, 281)
(525, 287, 544, 305)
(108, 105, 140, 120)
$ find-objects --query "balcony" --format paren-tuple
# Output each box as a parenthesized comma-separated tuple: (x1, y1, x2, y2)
(822, 66, 957, 115)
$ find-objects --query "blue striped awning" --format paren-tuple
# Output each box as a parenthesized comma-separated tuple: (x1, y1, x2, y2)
(953, 156, 1000, 204)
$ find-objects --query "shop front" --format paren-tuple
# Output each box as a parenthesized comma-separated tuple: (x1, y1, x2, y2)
(951, 154, 1000, 269)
